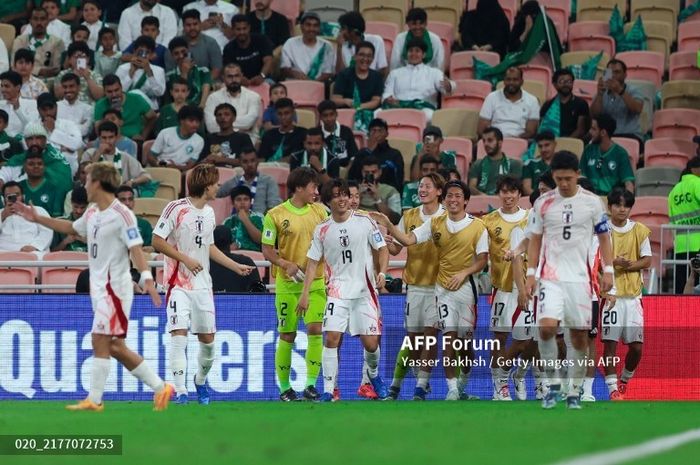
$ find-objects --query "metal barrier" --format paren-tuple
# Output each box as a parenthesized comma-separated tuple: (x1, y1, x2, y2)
(660, 224, 700, 294)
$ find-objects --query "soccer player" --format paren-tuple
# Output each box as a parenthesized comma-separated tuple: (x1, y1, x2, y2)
(16, 162, 173, 411)
(482, 175, 532, 400)
(373, 180, 488, 400)
(262, 167, 328, 401)
(386, 172, 445, 400)
(152, 164, 255, 404)
(298, 179, 389, 402)
(525, 151, 614, 410)
(602, 188, 651, 400)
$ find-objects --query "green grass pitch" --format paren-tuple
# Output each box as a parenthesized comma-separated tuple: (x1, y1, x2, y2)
(1, 401, 700, 465)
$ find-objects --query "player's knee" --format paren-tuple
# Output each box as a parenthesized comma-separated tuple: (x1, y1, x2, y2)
(324, 332, 341, 348)
(279, 331, 297, 343)
(109, 339, 125, 357)
(539, 327, 557, 341)
(628, 342, 643, 357)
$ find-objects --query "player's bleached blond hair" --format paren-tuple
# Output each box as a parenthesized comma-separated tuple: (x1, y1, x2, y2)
(188, 163, 219, 198)
(86, 161, 121, 193)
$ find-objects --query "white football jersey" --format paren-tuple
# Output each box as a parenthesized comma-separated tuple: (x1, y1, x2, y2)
(73, 200, 143, 297)
(526, 187, 609, 283)
(153, 198, 216, 291)
(307, 211, 387, 300)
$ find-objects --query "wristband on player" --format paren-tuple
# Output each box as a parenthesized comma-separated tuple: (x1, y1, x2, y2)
(139, 270, 154, 288)
(526, 268, 536, 277)
(603, 265, 614, 274)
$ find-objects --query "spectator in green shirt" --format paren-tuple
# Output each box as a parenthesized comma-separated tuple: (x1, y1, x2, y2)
(93, 74, 157, 141)
(156, 76, 189, 133)
(18, 148, 67, 217)
(223, 185, 264, 252)
(53, 186, 88, 251)
(580, 113, 635, 195)
(0, 109, 23, 162)
(402, 155, 439, 210)
(115, 184, 153, 248)
(409, 125, 456, 181)
(468, 126, 523, 195)
(523, 131, 556, 195)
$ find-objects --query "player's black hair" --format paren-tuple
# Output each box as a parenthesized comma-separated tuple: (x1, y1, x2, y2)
(550, 151, 580, 172)
(406, 7, 428, 23)
(552, 68, 575, 84)
(287, 167, 319, 196)
(275, 97, 295, 111)
(317, 100, 337, 114)
(102, 74, 121, 88)
(141, 16, 160, 29)
(444, 180, 471, 201)
(214, 102, 236, 116)
(320, 178, 350, 205)
(2, 181, 22, 195)
(483, 126, 504, 141)
(60, 72, 80, 86)
(182, 9, 200, 21)
(133, 35, 156, 52)
(577, 176, 595, 192)
(97, 120, 119, 135)
(593, 113, 617, 137)
(13, 48, 34, 64)
(0, 71, 22, 87)
(535, 131, 556, 143)
(420, 155, 440, 167)
(539, 171, 556, 189)
(607, 187, 635, 208)
(178, 104, 204, 122)
(168, 36, 189, 52)
(231, 14, 250, 26)
(496, 174, 523, 194)
(338, 11, 365, 33)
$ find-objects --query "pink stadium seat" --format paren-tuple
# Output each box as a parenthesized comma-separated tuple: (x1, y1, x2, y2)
(449, 51, 500, 80)
(644, 138, 696, 170)
(376, 109, 428, 141)
(573, 79, 598, 106)
(615, 51, 665, 88)
(612, 137, 640, 172)
(442, 79, 493, 110)
(208, 197, 233, 225)
(283, 80, 325, 113)
(0, 252, 37, 293)
(521, 64, 555, 99)
(652, 109, 700, 139)
(677, 19, 700, 52)
(647, 224, 674, 274)
(271, 0, 300, 22)
(248, 82, 271, 110)
(353, 131, 366, 150)
(498, 0, 518, 26)
(568, 21, 616, 56)
(337, 109, 355, 128)
(41, 251, 88, 294)
(669, 52, 700, 81)
(538, 0, 571, 42)
(476, 138, 529, 160)
(467, 195, 500, 217)
(365, 21, 399, 63)
(428, 21, 453, 69)
(442, 136, 473, 177)
(629, 196, 669, 226)
(258, 163, 290, 199)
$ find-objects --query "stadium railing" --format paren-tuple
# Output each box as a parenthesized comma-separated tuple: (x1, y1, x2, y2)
(660, 224, 700, 293)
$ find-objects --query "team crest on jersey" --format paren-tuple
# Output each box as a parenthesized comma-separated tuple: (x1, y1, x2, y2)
(40, 194, 49, 203)
(186, 145, 194, 154)
(562, 211, 573, 224)
(281, 219, 290, 235)
(195, 218, 204, 233)
(608, 161, 617, 170)
(340, 235, 349, 247)
(127, 227, 139, 239)
(433, 232, 441, 243)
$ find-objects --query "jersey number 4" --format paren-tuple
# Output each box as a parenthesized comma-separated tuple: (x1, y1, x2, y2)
(195, 235, 203, 248)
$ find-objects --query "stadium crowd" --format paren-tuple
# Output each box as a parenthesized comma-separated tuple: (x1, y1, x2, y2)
(0, 0, 698, 293)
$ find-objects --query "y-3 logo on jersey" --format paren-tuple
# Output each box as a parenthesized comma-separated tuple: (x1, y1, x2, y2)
(562, 211, 573, 224)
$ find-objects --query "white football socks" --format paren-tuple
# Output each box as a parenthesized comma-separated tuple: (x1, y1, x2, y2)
(87, 357, 111, 405)
(364, 348, 380, 379)
(322, 347, 338, 395)
(195, 342, 215, 386)
(538, 336, 560, 388)
(170, 335, 188, 395)
(130, 361, 165, 393)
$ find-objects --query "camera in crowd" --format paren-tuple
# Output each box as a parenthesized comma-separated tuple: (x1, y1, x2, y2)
(363, 173, 375, 185)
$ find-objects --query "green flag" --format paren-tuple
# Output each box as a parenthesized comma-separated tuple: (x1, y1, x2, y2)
(610, 6, 647, 52)
(567, 51, 603, 80)
(679, 0, 700, 23)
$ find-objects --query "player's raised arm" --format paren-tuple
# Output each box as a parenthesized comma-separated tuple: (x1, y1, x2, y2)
(15, 201, 77, 235)
(209, 245, 255, 276)
(369, 212, 422, 247)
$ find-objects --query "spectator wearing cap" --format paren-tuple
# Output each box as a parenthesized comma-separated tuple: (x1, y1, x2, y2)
(591, 59, 644, 143)
(0, 181, 53, 252)
(18, 149, 66, 217)
(317, 100, 358, 169)
(35, 92, 83, 173)
(13, 49, 49, 100)
(52, 185, 88, 251)
(523, 131, 557, 195)
(348, 118, 405, 193)
(410, 125, 457, 181)
(118, 1, 178, 52)
(478, 66, 540, 140)
(93, 74, 157, 142)
(0, 110, 23, 162)
(336, 11, 388, 76)
(223, 185, 264, 252)
(280, 11, 336, 82)
(11, 8, 65, 79)
(0, 122, 72, 195)
(468, 126, 523, 195)
(115, 35, 166, 110)
(183, 0, 238, 52)
(402, 155, 440, 210)
(115, 184, 153, 247)
(0, 71, 40, 137)
(222, 14, 273, 87)
(390, 7, 445, 71)
(382, 38, 455, 122)
(57, 73, 94, 139)
(54, 41, 104, 104)
(216, 147, 281, 214)
(210, 224, 262, 293)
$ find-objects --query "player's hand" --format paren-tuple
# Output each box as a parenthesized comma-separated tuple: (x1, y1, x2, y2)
(143, 279, 162, 307)
(20, 245, 38, 252)
(234, 263, 255, 276)
(445, 270, 468, 291)
(281, 261, 300, 280)
(376, 272, 386, 290)
(517, 290, 530, 310)
(605, 295, 617, 310)
(296, 294, 309, 316)
(184, 257, 203, 275)
(14, 202, 38, 223)
(613, 256, 631, 270)
(601, 271, 613, 293)
(368, 211, 390, 228)
(526, 275, 537, 299)
(503, 249, 515, 262)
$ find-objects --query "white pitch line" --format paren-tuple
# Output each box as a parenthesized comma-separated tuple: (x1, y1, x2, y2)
(552, 428, 700, 465)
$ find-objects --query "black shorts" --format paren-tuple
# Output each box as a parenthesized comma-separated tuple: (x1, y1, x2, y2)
(588, 300, 600, 339)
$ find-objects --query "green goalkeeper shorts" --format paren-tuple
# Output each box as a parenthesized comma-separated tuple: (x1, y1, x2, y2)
(275, 279, 326, 332)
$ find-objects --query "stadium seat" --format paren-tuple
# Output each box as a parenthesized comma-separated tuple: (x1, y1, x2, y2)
(41, 251, 88, 294)
(376, 109, 428, 141)
(498, 0, 519, 26)
(141, 139, 155, 166)
(442, 79, 493, 110)
(336, 109, 355, 128)
(360, 0, 408, 28)
(365, 21, 399, 63)
(476, 138, 528, 160)
(627, 79, 656, 135)
(652, 109, 700, 139)
(387, 137, 418, 182)
(629, 196, 669, 226)
(270, 0, 301, 22)
(284, 80, 325, 113)
(304, 0, 354, 23)
(555, 137, 585, 159)
(248, 82, 271, 111)
(561, 51, 611, 80)
(635, 167, 681, 197)
(449, 51, 500, 80)
(258, 163, 290, 199)
(567, 22, 616, 57)
(538, 0, 570, 42)
(630, 0, 679, 39)
(466, 195, 500, 216)
(577, 0, 627, 22)
(431, 108, 480, 140)
(427, 20, 454, 69)
(0, 23, 15, 51)
(615, 51, 665, 88)
(296, 109, 317, 129)
(441, 136, 473, 178)
(414, 0, 463, 29)
(0, 251, 37, 293)
(572, 79, 599, 106)
(496, 80, 547, 104)
(520, 65, 554, 98)
(644, 138, 696, 170)
(625, 21, 672, 62)
(669, 52, 700, 81)
(208, 197, 233, 225)
(647, 223, 674, 276)
(353, 131, 366, 150)
(661, 81, 700, 110)
(133, 198, 170, 227)
(678, 20, 700, 53)
(612, 137, 641, 171)
(146, 167, 181, 201)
